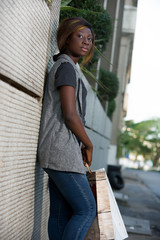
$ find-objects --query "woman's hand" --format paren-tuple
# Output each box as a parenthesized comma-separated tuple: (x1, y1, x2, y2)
(81, 143, 93, 167)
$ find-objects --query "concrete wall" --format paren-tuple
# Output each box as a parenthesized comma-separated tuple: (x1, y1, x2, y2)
(0, 1, 61, 239)
(123, 5, 137, 33)
(101, 0, 125, 74)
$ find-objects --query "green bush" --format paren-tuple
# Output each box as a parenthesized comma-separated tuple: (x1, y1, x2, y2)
(69, 0, 103, 12)
(97, 68, 119, 117)
(98, 68, 119, 101)
(107, 99, 116, 118)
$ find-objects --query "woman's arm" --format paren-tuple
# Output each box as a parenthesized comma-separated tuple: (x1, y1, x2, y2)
(59, 85, 93, 166)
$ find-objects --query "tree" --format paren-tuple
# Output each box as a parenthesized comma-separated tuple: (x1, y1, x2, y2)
(118, 119, 160, 167)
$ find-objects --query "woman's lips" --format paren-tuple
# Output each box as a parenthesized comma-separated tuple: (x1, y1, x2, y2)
(81, 47, 88, 52)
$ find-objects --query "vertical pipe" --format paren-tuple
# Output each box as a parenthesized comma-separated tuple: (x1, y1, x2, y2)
(109, 0, 120, 72)
(95, 0, 108, 91)
(95, 57, 101, 91)
(103, 0, 108, 10)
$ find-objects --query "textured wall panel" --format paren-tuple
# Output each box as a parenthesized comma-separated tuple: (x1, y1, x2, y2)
(78, 65, 112, 138)
(46, 2, 60, 72)
(77, 66, 112, 170)
(0, 0, 50, 97)
(0, 0, 61, 238)
(0, 80, 49, 239)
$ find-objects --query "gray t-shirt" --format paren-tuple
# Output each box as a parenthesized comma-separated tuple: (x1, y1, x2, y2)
(55, 62, 76, 89)
(55, 62, 87, 124)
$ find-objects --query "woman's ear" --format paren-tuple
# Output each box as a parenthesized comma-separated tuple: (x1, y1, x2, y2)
(66, 36, 71, 45)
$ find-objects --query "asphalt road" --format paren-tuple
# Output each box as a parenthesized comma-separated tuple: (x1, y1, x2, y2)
(116, 168, 160, 240)
(134, 169, 160, 199)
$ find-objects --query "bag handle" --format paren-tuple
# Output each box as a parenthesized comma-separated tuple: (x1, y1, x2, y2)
(85, 163, 92, 174)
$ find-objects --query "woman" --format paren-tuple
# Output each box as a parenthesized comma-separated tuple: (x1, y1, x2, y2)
(38, 17, 96, 240)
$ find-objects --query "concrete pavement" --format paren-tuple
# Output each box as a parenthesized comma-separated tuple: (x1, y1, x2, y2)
(134, 170, 160, 199)
(115, 168, 160, 240)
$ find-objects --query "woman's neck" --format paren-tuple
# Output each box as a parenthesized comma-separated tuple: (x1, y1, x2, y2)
(64, 50, 79, 64)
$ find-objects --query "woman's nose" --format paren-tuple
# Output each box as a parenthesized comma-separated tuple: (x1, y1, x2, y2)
(83, 36, 89, 44)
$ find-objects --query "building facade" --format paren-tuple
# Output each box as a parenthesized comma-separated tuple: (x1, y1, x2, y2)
(101, 0, 138, 165)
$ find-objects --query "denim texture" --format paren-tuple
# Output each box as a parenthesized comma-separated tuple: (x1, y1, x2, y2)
(44, 168, 96, 240)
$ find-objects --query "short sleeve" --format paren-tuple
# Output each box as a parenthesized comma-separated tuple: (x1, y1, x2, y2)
(55, 62, 76, 89)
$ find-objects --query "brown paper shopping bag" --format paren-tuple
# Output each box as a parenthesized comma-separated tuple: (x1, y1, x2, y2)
(85, 167, 128, 240)
(85, 169, 114, 240)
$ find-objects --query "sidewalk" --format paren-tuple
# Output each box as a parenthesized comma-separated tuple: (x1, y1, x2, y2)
(115, 169, 160, 240)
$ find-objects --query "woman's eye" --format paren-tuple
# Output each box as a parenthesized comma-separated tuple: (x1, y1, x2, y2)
(88, 37, 92, 42)
(78, 34, 83, 38)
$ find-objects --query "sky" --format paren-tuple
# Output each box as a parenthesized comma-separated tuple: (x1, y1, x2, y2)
(125, 0, 160, 123)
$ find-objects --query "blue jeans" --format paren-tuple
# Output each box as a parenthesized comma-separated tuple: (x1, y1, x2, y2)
(44, 168, 96, 240)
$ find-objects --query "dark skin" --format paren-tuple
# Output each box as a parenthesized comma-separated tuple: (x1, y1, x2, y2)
(59, 28, 93, 166)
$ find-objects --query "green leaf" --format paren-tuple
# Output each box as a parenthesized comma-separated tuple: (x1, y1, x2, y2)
(94, 46, 112, 65)
(91, 87, 104, 102)
(45, 0, 52, 3)
(61, 0, 72, 7)
(81, 66, 110, 92)
(95, 39, 108, 43)
(60, 6, 107, 15)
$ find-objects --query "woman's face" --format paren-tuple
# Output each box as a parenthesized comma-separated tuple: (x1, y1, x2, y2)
(65, 27, 93, 62)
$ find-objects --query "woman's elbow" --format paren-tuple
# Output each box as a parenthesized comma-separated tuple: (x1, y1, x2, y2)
(63, 112, 77, 124)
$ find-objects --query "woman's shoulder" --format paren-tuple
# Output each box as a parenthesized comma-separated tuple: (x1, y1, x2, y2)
(52, 54, 81, 81)
(56, 54, 77, 69)
(56, 62, 75, 74)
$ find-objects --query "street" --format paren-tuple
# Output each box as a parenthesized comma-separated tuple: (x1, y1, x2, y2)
(134, 170, 160, 199)
(116, 168, 160, 240)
